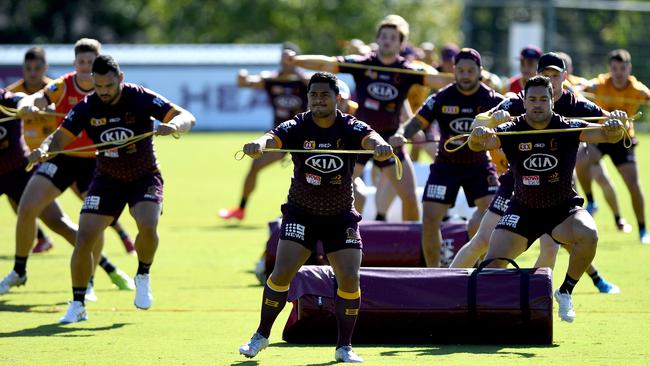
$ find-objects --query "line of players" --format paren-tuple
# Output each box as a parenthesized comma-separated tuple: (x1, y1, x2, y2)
(231, 13, 648, 363)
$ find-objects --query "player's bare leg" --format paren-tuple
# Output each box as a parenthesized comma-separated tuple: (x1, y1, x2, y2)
(384, 153, 419, 221)
(15, 175, 62, 257)
(422, 201, 451, 267)
(576, 144, 601, 214)
(130, 201, 162, 309)
(375, 174, 397, 220)
(467, 195, 493, 238)
(450, 210, 502, 268)
(616, 162, 648, 242)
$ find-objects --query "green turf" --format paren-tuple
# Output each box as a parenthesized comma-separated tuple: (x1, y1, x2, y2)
(0, 132, 649, 365)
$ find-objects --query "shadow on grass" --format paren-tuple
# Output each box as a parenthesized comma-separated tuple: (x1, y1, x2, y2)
(230, 361, 260, 366)
(0, 300, 67, 313)
(272, 342, 559, 360)
(0, 322, 130, 338)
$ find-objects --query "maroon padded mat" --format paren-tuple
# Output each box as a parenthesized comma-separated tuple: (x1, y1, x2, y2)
(282, 263, 552, 344)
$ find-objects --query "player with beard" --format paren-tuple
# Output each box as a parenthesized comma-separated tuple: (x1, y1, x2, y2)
(238, 72, 392, 363)
(468, 76, 625, 322)
(0, 39, 134, 300)
(27, 55, 195, 323)
(286, 14, 453, 222)
(390, 48, 503, 267)
(451, 53, 622, 294)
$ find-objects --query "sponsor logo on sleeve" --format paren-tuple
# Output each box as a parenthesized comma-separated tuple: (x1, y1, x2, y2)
(425, 95, 436, 108)
(523, 175, 540, 186)
(305, 154, 344, 173)
(305, 173, 321, 186)
(519, 142, 533, 151)
(442, 105, 460, 114)
(100, 127, 135, 145)
(303, 140, 315, 150)
(367, 82, 398, 101)
(152, 96, 165, 107)
(278, 120, 296, 132)
(523, 153, 558, 172)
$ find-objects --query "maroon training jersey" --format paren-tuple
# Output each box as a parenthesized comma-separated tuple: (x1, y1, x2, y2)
(496, 114, 588, 208)
(417, 82, 504, 164)
(0, 89, 29, 174)
(262, 73, 308, 127)
(61, 83, 175, 182)
(270, 110, 373, 216)
(337, 52, 425, 133)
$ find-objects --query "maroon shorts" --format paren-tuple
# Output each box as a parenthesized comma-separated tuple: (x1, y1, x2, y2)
(35, 155, 96, 193)
(81, 172, 164, 220)
(356, 130, 406, 168)
(279, 203, 362, 254)
(0, 167, 32, 203)
(422, 162, 499, 207)
(596, 139, 636, 166)
(495, 196, 585, 248)
(488, 170, 515, 216)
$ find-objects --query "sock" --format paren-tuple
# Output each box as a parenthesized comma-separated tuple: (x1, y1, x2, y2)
(256, 277, 289, 338)
(614, 215, 621, 226)
(239, 197, 248, 210)
(559, 274, 578, 294)
(585, 193, 594, 203)
(375, 213, 386, 221)
(36, 228, 46, 241)
(639, 222, 646, 234)
(73, 287, 86, 305)
(13, 256, 28, 277)
(114, 227, 128, 240)
(588, 271, 602, 286)
(99, 255, 116, 274)
(137, 261, 152, 275)
(335, 288, 361, 349)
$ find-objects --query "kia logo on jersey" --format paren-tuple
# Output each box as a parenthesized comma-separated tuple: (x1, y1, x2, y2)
(305, 154, 344, 173)
(273, 95, 303, 109)
(367, 82, 398, 101)
(100, 127, 135, 145)
(523, 153, 558, 172)
(449, 118, 473, 134)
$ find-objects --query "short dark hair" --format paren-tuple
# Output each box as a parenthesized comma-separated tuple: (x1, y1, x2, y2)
(24, 47, 46, 63)
(74, 38, 101, 56)
(92, 54, 121, 75)
(608, 49, 631, 64)
(524, 75, 553, 98)
(308, 72, 339, 95)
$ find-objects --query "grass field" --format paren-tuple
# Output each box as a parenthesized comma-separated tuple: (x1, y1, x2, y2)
(0, 131, 649, 366)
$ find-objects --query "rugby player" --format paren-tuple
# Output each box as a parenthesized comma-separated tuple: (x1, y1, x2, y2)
(508, 46, 542, 95)
(451, 53, 622, 294)
(1, 39, 134, 300)
(219, 42, 309, 221)
(390, 48, 503, 267)
(469, 76, 625, 322)
(239, 72, 392, 363)
(27, 55, 195, 323)
(576, 49, 650, 244)
(286, 14, 454, 222)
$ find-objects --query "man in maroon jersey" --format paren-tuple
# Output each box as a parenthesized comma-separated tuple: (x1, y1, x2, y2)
(468, 76, 624, 323)
(27, 55, 195, 323)
(286, 14, 452, 222)
(238, 72, 392, 363)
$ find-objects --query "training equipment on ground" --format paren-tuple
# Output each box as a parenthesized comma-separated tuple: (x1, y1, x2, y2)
(283, 262, 553, 344)
(263, 219, 469, 279)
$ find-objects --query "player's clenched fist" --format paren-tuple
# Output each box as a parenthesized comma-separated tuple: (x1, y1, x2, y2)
(243, 142, 264, 159)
